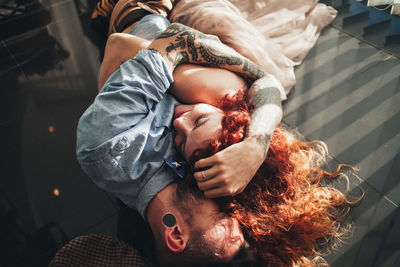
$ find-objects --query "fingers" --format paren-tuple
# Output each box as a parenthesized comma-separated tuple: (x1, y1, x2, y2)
(203, 187, 233, 198)
(193, 167, 219, 182)
(197, 176, 222, 191)
(197, 174, 246, 198)
(194, 154, 221, 170)
(197, 174, 236, 193)
(202, 184, 244, 198)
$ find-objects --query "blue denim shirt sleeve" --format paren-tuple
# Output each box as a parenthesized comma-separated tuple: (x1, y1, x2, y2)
(76, 49, 177, 218)
(78, 50, 173, 152)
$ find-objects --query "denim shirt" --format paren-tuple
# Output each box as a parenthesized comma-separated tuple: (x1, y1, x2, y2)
(76, 49, 180, 218)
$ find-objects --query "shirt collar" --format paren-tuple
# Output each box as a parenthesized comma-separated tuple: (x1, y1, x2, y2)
(163, 158, 186, 178)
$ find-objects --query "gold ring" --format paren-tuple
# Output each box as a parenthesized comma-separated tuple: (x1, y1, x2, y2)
(202, 171, 207, 181)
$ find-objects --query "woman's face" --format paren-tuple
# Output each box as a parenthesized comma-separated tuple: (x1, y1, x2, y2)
(173, 103, 224, 161)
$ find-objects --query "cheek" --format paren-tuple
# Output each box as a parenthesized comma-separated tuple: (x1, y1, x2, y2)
(183, 137, 200, 161)
(183, 141, 193, 161)
(174, 133, 182, 149)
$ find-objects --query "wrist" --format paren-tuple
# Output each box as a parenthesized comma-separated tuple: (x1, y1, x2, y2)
(244, 135, 270, 160)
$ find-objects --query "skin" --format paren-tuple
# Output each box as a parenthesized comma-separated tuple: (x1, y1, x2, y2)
(98, 25, 249, 261)
(173, 103, 224, 161)
(93, 19, 285, 263)
(170, 64, 247, 105)
(148, 23, 283, 197)
(189, 198, 244, 260)
(146, 183, 244, 260)
(147, 23, 265, 83)
(99, 23, 282, 198)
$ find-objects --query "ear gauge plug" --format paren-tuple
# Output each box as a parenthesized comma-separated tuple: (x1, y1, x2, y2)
(162, 213, 176, 227)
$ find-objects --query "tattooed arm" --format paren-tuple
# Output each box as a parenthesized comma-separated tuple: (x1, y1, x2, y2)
(149, 23, 282, 197)
(194, 75, 282, 198)
(147, 23, 265, 84)
(148, 22, 282, 157)
(246, 75, 283, 157)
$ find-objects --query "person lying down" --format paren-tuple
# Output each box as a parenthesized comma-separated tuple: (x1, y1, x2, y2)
(77, 1, 360, 266)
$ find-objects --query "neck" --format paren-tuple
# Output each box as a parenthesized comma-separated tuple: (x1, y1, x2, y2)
(146, 183, 176, 232)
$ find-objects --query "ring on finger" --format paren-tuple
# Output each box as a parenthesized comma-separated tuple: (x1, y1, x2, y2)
(201, 171, 207, 181)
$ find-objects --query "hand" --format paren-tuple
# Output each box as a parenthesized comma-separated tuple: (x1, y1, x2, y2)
(193, 137, 266, 198)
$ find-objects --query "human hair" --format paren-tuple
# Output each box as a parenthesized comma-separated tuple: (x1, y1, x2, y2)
(189, 91, 361, 266)
(155, 179, 261, 267)
(155, 227, 220, 267)
(156, 238, 261, 267)
(154, 179, 218, 267)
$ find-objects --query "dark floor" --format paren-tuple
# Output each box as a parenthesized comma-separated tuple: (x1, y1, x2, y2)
(0, 0, 399, 266)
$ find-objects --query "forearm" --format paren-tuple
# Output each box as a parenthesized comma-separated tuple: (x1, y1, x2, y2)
(98, 33, 150, 91)
(148, 23, 265, 83)
(192, 81, 281, 197)
(246, 76, 283, 157)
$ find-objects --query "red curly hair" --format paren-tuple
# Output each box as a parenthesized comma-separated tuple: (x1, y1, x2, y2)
(190, 91, 359, 267)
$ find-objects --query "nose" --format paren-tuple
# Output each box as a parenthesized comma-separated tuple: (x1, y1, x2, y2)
(230, 219, 244, 244)
(173, 116, 189, 135)
(219, 218, 244, 260)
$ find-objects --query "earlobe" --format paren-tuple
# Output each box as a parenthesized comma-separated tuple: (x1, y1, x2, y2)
(164, 225, 187, 253)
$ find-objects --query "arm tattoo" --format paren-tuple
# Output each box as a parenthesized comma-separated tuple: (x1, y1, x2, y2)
(249, 134, 272, 157)
(151, 23, 265, 82)
(249, 86, 282, 108)
(243, 60, 265, 82)
(248, 86, 282, 157)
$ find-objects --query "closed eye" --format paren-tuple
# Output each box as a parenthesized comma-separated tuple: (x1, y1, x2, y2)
(194, 115, 209, 130)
